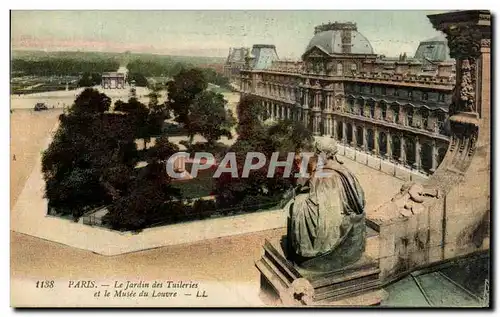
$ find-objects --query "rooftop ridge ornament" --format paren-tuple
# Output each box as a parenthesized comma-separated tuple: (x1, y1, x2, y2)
(314, 21, 357, 34)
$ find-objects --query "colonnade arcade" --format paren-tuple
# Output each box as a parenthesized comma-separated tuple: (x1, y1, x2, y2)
(260, 97, 448, 175)
(345, 95, 449, 135)
(333, 118, 448, 174)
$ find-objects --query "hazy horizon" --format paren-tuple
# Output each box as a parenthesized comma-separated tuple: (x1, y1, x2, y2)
(11, 10, 447, 59)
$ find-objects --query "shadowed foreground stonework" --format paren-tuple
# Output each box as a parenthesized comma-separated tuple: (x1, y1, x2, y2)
(255, 10, 490, 307)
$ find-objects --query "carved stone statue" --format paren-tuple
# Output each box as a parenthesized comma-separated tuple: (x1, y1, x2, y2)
(286, 139, 366, 272)
(390, 182, 440, 217)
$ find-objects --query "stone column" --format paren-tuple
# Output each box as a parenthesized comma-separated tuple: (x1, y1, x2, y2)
(430, 140, 438, 172)
(303, 109, 310, 128)
(333, 118, 338, 140)
(429, 10, 491, 147)
(328, 116, 333, 136)
(352, 124, 357, 147)
(314, 113, 321, 135)
(362, 125, 367, 150)
(398, 105, 405, 125)
(414, 137, 422, 171)
(386, 131, 393, 159)
(400, 135, 407, 165)
(342, 120, 347, 143)
(374, 101, 380, 120)
(374, 127, 380, 155)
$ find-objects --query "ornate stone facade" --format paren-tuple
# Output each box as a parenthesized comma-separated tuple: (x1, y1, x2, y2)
(240, 22, 455, 176)
(223, 47, 250, 83)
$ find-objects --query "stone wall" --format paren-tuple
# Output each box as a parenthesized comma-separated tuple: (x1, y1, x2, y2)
(372, 10, 491, 283)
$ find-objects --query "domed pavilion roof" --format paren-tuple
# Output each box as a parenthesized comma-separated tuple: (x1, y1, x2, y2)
(304, 22, 374, 56)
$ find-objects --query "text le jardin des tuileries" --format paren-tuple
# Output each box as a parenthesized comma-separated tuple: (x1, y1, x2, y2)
(36, 280, 208, 299)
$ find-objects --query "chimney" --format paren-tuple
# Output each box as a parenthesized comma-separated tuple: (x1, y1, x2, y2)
(395, 61, 409, 75)
(409, 61, 423, 75)
(362, 60, 374, 73)
(437, 62, 454, 78)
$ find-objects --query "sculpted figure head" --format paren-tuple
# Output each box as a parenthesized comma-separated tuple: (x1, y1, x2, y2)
(314, 138, 342, 168)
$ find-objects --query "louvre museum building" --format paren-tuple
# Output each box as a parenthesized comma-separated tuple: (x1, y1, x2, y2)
(237, 22, 455, 182)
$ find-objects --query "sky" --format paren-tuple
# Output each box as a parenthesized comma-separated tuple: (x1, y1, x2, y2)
(11, 10, 447, 59)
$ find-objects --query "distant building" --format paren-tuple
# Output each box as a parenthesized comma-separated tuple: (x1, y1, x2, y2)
(223, 47, 250, 83)
(101, 72, 126, 89)
(240, 21, 455, 178)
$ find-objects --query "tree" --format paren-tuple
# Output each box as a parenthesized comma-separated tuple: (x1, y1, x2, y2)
(104, 151, 182, 231)
(129, 87, 137, 99)
(166, 68, 207, 126)
(127, 72, 148, 87)
(267, 119, 314, 155)
(236, 94, 267, 142)
(103, 165, 181, 231)
(214, 117, 312, 211)
(147, 135, 179, 163)
(42, 89, 138, 219)
(78, 72, 102, 87)
(114, 97, 150, 149)
(70, 88, 111, 114)
(187, 90, 235, 146)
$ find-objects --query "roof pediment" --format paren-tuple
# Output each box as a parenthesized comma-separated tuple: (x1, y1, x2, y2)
(302, 45, 331, 60)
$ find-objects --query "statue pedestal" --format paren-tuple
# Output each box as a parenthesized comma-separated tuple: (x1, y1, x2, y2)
(256, 235, 386, 306)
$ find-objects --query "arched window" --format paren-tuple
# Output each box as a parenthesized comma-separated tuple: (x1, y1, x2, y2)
(351, 63, 357, 72)
(337, 63, 343, 76)
(405, 136, 416, 167)
(392, 104, 400, 124)
(437, 147, 447, 165)
(358, 100, 364, 116)
(369, 101, 375, 118)
(346, 123, 353, 144)
(337, 121, 343, 141)
(356, 127, 364, 148)
(347, 98, 355, 113)
(380, 102, 387, 121)
(437, 111, 447, 135)
(407, 107, 414, 126)
(379, 132, 387, 156)
(421, 142, 433, 174)
(421, 109, 429, 130)
(367, 129, 375, 152)
(392, 135, 401, 161)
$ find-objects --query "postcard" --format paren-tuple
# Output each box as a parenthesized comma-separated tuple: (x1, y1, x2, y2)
(10, 9, 491, 308)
